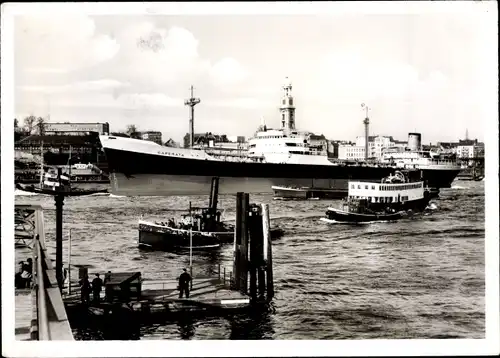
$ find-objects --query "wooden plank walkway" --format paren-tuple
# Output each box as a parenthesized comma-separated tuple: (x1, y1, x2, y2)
(63, 271, 251, 317)
(15, 289, 33, 341)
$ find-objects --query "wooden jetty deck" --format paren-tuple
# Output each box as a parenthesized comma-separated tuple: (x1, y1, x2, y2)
(15, 289, 34, 341)
(63, 271, 251, 320)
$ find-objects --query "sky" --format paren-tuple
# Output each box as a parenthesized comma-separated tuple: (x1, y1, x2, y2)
(12, 2, 498, 145)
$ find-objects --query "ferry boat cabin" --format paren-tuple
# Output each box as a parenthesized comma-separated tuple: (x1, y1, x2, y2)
(347, 181, 424, 205)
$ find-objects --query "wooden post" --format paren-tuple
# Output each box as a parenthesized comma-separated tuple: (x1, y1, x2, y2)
(249, 204, 267, 301)
(233, 192, 243, 291)
(240, 193, 249, 294)
(68, 228, 72, 294)
(247, 204, 262, 301)
(209, 177, 219, 231)
(262, 204, 274, 300)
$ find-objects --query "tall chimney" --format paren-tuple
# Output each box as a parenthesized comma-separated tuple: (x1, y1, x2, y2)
(184, 86, 201, 148)
(361, 103, 370, 161)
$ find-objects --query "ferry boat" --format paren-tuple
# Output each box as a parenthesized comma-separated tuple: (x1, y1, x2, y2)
(100, 79, 396, 196)
(321, 171, 432, 224)
(381, 135, 461, 188)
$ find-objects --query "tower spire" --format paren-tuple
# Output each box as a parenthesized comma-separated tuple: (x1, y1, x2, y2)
(465, 128, 469, 140)
(279, 77, 295, 130)
(184, 85, 201, 148)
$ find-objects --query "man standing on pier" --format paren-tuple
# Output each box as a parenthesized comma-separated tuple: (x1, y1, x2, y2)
(79, 275, 91, 304)
(178, 268, 192, 299)
(92, 273, 104, 303)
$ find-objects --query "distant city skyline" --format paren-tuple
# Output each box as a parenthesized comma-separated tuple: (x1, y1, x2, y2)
(12, 2, 497, 145)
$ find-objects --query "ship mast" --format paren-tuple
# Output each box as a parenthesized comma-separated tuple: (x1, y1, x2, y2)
(184, 86, 201, 148)
(361, 103, 370, 161)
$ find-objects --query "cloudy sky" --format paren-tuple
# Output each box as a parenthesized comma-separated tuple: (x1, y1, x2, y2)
(12, 2, 497, 144)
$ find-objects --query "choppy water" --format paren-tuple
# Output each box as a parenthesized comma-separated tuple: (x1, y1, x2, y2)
(14, 180, 485, 340)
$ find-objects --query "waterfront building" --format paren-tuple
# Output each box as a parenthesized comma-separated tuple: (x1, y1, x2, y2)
(14, 133, 106, 168)
(338, 135, 407, 161)
(44, 122, 110, 136)
(140, 131, 163, 145)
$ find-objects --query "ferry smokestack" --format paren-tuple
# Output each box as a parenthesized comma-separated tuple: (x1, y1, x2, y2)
(408, 132, 422, 151)
(184, 85, 201, 148)
(361, 103, 370, 161)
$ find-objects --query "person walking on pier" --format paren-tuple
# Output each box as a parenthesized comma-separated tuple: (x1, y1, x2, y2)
(178, 268, 192, 299)
(92, 273, 104, 303)
(79, 275, 91, 304)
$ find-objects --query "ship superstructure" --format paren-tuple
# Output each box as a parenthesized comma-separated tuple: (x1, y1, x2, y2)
(381, 133, 461, 188)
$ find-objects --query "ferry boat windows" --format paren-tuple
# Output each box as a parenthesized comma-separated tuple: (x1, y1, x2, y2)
(358, 185, 361, 189)
(351, 184, 355, 189)
(365, 185, 369, 189)
(372, 185, 375, 190)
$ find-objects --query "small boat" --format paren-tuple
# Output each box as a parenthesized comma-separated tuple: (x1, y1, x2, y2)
(139, 206, 284, 251)
(15, 168, 108, 196)
(138, 219, 221, 251)
(321, 171, 431, 224)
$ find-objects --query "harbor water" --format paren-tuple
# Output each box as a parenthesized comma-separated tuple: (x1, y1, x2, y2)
(14, 180, 485, 340)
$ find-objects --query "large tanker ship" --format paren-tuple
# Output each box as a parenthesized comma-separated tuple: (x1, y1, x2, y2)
(100, 79, 459, 196)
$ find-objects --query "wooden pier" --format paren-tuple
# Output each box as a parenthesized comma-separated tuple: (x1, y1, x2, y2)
(13, 205, 74, 341)
(63, 191, 276, 324)
(15, 289, 34, 341)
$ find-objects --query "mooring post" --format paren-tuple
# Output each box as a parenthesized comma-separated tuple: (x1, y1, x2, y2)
(240, 193, 249, 294)
(233, 192, 243, 291)
(261, 204, 274, 300)
(55, 193, 64, 291)
(208, 177, 219, 231)
(247, 204, 263, 301)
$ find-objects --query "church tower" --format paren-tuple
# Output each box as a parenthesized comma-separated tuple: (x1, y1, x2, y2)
(279, 77, 296, 130)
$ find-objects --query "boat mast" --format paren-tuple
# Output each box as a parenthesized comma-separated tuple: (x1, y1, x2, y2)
(39, 140, 44, 187)
(68, 145, 72, 189)
(184, 86, 201, 148)
(189, 201, 193, 279)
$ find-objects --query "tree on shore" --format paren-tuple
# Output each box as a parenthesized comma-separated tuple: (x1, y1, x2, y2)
(23, 115, 36, 134)
(36, 116, 46, 135)
(126, 124, 138, 135)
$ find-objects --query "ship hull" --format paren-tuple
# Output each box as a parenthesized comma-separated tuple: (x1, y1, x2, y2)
(271, 186, 347, 200)
(420, 168, 461, 188)
(101, 138, 460, 196)
(103, 147, 394, 196)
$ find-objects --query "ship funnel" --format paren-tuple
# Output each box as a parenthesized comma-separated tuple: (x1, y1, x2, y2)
(408, 133, 422, 151)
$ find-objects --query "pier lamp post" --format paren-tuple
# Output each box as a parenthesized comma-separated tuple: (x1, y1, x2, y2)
(54, 168, 65, 291)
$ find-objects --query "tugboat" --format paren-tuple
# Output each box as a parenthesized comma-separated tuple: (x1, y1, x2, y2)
(138, 177, 284, 251)
(139, 206, 225, 250)
(321, 171, 432, 224)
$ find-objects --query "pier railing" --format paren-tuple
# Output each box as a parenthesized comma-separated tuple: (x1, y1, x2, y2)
(16, 204, 74, 340)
